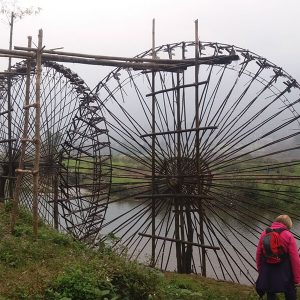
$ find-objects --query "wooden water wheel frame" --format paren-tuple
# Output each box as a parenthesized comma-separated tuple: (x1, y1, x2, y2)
(95, 40, 300, 284)
(0, 59, 111, 242)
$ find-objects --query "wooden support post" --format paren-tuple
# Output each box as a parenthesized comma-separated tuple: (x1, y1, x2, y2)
(139, 233, 220, 250)
(194, 19, 206, 277)
(175, 71, 184, 273)
(7, 12, 14, 203)
(53, 174, 59, 230)
(32, 29, 43, 238)
(11, 36, 32, 232)
(150, 18, 156, 268)
(53, 155, 60, 230)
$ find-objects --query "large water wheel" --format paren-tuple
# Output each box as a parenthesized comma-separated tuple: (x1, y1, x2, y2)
(0, 60, 111, 242)
(95, 41, 300, 284)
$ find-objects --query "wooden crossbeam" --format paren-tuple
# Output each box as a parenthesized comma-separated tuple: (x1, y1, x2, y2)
(139, 233, 220, 250)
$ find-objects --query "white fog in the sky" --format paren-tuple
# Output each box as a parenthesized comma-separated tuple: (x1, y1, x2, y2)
(0, 0, 299, 88)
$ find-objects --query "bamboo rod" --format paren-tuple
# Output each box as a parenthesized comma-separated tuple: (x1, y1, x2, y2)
(53, 174, 59, 230)
(0, 47, 239, 71)
(0, 47, 181, 70)
(140, 126, 217, 138)
(11, 36, 33, 233)
(0, 138, 17, 143)
(151, 17, 156, 268)
(15, 45, 236, 65)
(42, 53, 238, 69)
(32, 30, 43, 238)
(7, 12, 14, 202)
(195, 19, 206, 277)
(53, 146, 61, 230)
(137, 194, 213, 199)
(176, 70, 185, 273)
(42, 53, 185, 71)
(145, 80, 208, 97)
(139, 233, 220, 250)
(0, 109, 13, 116)
(15, 45, 189, 64)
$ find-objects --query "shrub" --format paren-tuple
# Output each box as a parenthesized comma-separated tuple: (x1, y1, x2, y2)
(45, 260, 163, 300)
(111, 262, 162, 300)
(45, 265, 119, 300)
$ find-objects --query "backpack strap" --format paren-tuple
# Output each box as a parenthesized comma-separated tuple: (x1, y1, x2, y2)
(265, 227, 273, 233)
(262, 228, 274, 257)
(273, 228, 286, 234)
(265, 227, 286, 234)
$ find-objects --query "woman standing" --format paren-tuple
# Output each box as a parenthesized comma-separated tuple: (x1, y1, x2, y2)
(256, 215, 300, 300)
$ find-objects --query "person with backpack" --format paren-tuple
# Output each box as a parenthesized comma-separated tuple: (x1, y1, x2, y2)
(256, 215, 300, 300)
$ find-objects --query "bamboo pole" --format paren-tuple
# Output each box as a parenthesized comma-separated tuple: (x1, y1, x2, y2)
(0, 48, 182, 70)
(11, 36, 32, 232)
(32, 29, 42, 238)
(0, 47, 238, 71)
(53, 160, 59, 230)
(150, 18, 156, 268)
(175, 71, 184, 273)
(194, 19, 206, 277)
(7, 12, 14, 202)
(15, 45, 235, 65)
(139, 233, 220, 250)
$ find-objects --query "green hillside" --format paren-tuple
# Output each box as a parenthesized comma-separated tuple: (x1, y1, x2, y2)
(0, 203, 257, 299)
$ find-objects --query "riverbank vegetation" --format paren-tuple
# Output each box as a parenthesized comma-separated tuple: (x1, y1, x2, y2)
(110, 154, 300, 209)
(0, 203, 257, 299)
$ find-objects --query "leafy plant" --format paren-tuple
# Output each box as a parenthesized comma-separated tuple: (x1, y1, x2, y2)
(111, 262, 162, 300)
(45, 265, 119, 300)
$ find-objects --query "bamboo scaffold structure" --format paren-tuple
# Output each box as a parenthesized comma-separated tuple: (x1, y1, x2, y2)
(0, 29, 112, 241)
(0, 28, 238, 239)
(11, 30, 45, 237)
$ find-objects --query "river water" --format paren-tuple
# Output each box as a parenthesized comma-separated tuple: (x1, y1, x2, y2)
(36, 192, 300, 286)
(102, 198, 300, 285)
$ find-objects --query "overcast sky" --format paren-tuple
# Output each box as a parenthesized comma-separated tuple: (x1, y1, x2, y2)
(0, 0, 299, 87)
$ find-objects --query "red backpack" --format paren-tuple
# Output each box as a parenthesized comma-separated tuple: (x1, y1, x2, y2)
(262, 227, 287, 264)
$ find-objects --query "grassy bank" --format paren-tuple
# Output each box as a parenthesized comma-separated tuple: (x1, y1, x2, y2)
(0, 203, 257, 299)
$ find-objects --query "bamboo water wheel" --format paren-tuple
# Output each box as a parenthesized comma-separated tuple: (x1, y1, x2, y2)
(95, 41, 300, 284)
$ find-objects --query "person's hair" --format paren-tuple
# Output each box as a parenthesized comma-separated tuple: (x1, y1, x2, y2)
(275, 215, 293, 229)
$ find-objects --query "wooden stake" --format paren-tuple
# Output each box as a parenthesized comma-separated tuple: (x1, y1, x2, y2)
(53, 168, 59, 230)
(194, 19, 206, 277)
(32, 29, 43, 238)
(11, 36, 32, 233)
(7, 12, 14, 202)
(151, 18, 156, 267)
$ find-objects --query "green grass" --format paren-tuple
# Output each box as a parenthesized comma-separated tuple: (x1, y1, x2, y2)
(161, 273, 257, 300)
(62, 158, 94, 174)
(0, 203, 259, 300)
